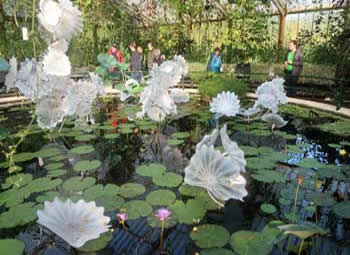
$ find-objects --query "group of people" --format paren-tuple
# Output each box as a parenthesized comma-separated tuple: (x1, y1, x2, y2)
(108, 41, 165, 83)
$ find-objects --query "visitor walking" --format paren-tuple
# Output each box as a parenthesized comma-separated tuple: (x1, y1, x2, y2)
(284, 40, 304, 97)
(131, 46, 143, 83)
(208, 48, 222, 73)
(153, 48, 165, 66)
(147, 41, 157, 71)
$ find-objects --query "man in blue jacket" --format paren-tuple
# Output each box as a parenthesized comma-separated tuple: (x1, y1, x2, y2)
(208, 48, 222, 73)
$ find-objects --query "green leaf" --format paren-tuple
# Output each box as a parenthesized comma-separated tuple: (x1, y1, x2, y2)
(0, 203, 41, 228)
(97, 53, 118, 68)
(123, 200, 153, 220)
(169, 200, 207, 224)
(305, 192, 336, 207)
(168, 139, 184, 146)
(333, 201, 350, 219)
(201, 248, 236, 255)
(119, 183, 146, 198)
(49, 154, 67, 162)
(260, 203, 277, 214)
(251, 170, 286, 183)
(95, 195, 125, 212)
(178, 184, 204, 197)
(13, 152, 35, 163)
(104, 133, 120, 139)
(230, 230, 274, 255)
(152, 172, 183, 187)
(73, 160, 102, 173)
(69, 145, 95, 154)
(78, 231, 113, 252)
(171, 132, 190, 139)
(36, 191, 60, 203)
(63, 177, 96, 192)
(146, 190, 176, 206)
(75, 134, 97, 142)
(47, 169, 66, 178)
(136, 163, 166, 177)
(278, 222, 327, 239)
(190, 224, 230, 248)
(0, 239, 25, 255)
(46, 162, 64, 170)
(35, 148, 62, 158)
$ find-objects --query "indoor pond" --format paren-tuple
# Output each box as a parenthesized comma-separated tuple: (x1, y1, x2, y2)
(0, 96, 350, 255)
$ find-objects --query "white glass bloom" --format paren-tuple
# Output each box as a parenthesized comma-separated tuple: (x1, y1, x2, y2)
(37, 197, 110, 248)
(120, 79, 139, 102)
(5, 57, 17, 92)
(210, 91, 240, 119)
(43, 40, 71, 76)
(170, 88, 189, 103)
(184, 145, 247, 205)
(261, 113, 288, 130)
(255, 78, 288, 113)
(35, 95, 68, 129)
(238, 106, 261, 117)
(38, 0, 83, 40)
(195, 128, 219, 151)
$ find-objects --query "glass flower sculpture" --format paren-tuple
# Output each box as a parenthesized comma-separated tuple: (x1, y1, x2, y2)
(255, 78, 288, 113)
(238, 106, 261, 117)
(184, 144, 247, 207)
(261, 113, 288, 131)
(43, 39, 71, 76)
(120, 79, 139, 102)
(37, 198, 110, 248)
(170, 88, 189, 103)
(5, 57, 17, 92)
(38, 0, 83, 41)
(210, 91, 240, 119)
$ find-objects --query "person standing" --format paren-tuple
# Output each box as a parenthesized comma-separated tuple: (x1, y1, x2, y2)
(208, 48, 222, 73)
(284, 40, 304, 97)
(147, 41, 157, 71)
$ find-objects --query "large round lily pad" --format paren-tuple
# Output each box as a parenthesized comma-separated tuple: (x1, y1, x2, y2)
(49, 154, 67, 162)
(36, 191, 60, 203)
(201, 248, 236, 255)
(169, 200, 207, 224)
(136, 163, 166, 177)
(119, 183, 146, 198)
(46, 162, 64, 170)
(46, 169, 67, 178)
(95, 195, 125, 212)
(178, 184, 204, 197)
(0, 239, 25, 255)
(123, 200, 153, 220)
(305, 192, 336, 207)
(35, 148, 62, 158)
(73, 160, 102, 172)
(75, 134, 96, 142)
(190, 224, 230, 248)
(333, 201, 350, 219)
(104, 133, 120, 139)
(78, 232, 113, 252)
(230, 231, 274, 255)
(146, 190, 176, 206)
(260, 203, 277, 214)
(247, 157, 276, 170)
(251, 170, 286, 183)
(152, 172, 183, 187)
(13, 152, 35, 163)
(69, 145, 95, 154)
(171, 132, 190, 139)
(63, 177, 96, 192)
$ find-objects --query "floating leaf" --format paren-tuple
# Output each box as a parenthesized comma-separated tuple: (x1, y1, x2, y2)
(2, 173, 32, 189)
(230, 230, 274, 255)
(63, 177, 96, 192)
(49, 154, 67, 162)
(279, 198, 292, 206)
(201, 248, 236, 255)
(171, 132, 190, 139)
(247, 157, 276, 170)
(73, 160, 101, 173)
(69, 145, 95, 154)
(104, 133, 120, 139)
(0, 239, 25, 255)
(35, 148, 62, 158)
(168, 139, 184, 146)
(260, 203, 277, 214)
(240, 146, 259, 156)
(46, 162, 64, 170)
(47, 169, 66, 178)
(251, 170, 286, 183)
(36, 191, 60, 203)
(95, 195, 125, 212)
(278, 222, 327, 239)
(75, 134, 96, 142)
(328, 143, 341, 149)
(13, 152, 35, 163)
(305, 192, 336, 207)
(178, 184, 204, 197)
(136, 163, 166, 177)
(0, 203, 42, 228)
(152, 172, 183, 187)
(190, 224, 230, 248)
(146, 190, 176, 206)
(298, 158, 324, 169)
(169, 200, 207, 224)
(123, 200, 152, 220)
(119, 183, 146, 198)
(333, 201, 350, 219)
(120, 128, 133, 134)
(78, 231, 113, 252)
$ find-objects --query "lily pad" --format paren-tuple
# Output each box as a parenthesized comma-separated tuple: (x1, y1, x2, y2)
(2, 173, 33, 189)
(119, 183, 146, 198)
(49, 154, 67, 162)
(78, 231, 113, 252)
(146, 190, 176, 206)
(169, 200, 207, 224)
(63, 177, 96, 192)
(230, 230, 274, 255)
(75, 134, 96, 142)
(120, 128, 133, 134)
(82, 184, 120, 201)
(123, 200, 153, 220)
(247, 158, 276, 170)
(333, 201, 350, 219)
(152, 172, 183, 187)
(69, 145, 95, 154)
(73, 160, 102, 172)
(136, 163, 166, 177)
(0, 239, 25, 255)
(36, 191, 60, 203)
(278, 222, 327, 239)
(298, 158, 324, 169)
(251, 170, 287, 183)
(13, 152, 35, 163)
(46, 162, 64, 170)
(168, 139, 184, 146)
(328, 143, 341, 149)
(171, 132, 190, 139)
(201, 248, 236, 255)
(46, 169, 67, 178)
(0, 202, 42, 228)
(35, 148, 62, 158)
(95, 195, 125, 212)
(190, 224, 230, 248)
(104, 133, 120, 139)
(240, 146, 259, 156)
(178, 184, 204, 197)
(260, 203, 277, 214)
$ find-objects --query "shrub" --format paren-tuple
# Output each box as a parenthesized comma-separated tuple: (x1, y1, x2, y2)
(198, 75, 248, 100)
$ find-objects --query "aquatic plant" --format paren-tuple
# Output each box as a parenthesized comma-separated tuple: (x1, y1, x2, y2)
(184, 144, 247, 207)
(209, 91, 240, 119)
(120, 79, 140, 102)
(155, 208, 172, 249)
(117, 212, 128, 230)
(261, 113, 288, 131)
(37, 198, 110, 248)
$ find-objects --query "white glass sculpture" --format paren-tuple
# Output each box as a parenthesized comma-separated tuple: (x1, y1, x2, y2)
(195, 128, 219, 151)
(170, 88, 189, 103)
(120, 79, 139, 102)
(43, 39, 71, 76)
(184, 145, 247, 206)
(37, 198, 110, 248)
(38, 0, 83, 40)
(210, 91, 240, 119)
(35, 95, 68, 129)
(261, 113, 288, 130)
(5, 57, 17, 92)
(238, 106, 261, 117)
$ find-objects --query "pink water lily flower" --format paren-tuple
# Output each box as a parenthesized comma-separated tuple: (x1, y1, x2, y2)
(155, 208, 171, 221)
(117, 213, 128, 224)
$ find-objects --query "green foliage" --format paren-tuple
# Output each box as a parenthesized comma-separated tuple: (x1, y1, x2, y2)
(198, 74, 248, 99)
(190, 224, 230, 248)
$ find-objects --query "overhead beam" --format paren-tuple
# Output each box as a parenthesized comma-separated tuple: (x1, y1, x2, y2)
(207, 0, 227, 17)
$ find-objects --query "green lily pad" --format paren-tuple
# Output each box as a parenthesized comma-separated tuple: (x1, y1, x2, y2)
(123, 200, 153, 220)
(136, 163, 166, 177)
(13, 152, 35, 163)
(78, 231, 113, 252)
(119, 183, 146, 198)
(63, 177, 96, 192)
(36, 191, 60, 203)
(73, 160, 102, 172)
(46, 162, 64, 170)
(169, 200, 207, 224)
(120, 128, 133, 134)
(104, 133, 120, 139)
(251, 170, 287, 183)
(298, 158, 324, 169)
(240, 146, 259, 156)
(47, 169, 67, 178)
(75, 134, 97, 142)
(230, 230, 274, 255)
(0, 239, 25, 255)
(2, 173, 33, 189)
(286, 145, 304, 154)
(201, 248, 236, 255)
(178, 184, 204, 197)
(69, 145, 95, 154)
(119, 123, 135, 129)
(190, 224, 230, 248)
(193, 191, 221, 210)
(152, 172, 183, 187)
(95, 195, 125, 212)
(247, 157, 276, 170)
(328, 143, 341, 149)
(171, 132, 190, 139)
(20, 177, 62, 197)
(279, 198, 292, 206)
(168, 139, 184, 146)
(49, 154, 67, 162)
(82, 184, 120, 201)
(260, 203, 277, 214)
(35, 148, 62, 158)
(0, 202, 42, 228)
(146, 190, 176, 206)
(278, 222, 327, 239)
(333, 201, 350, 219)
